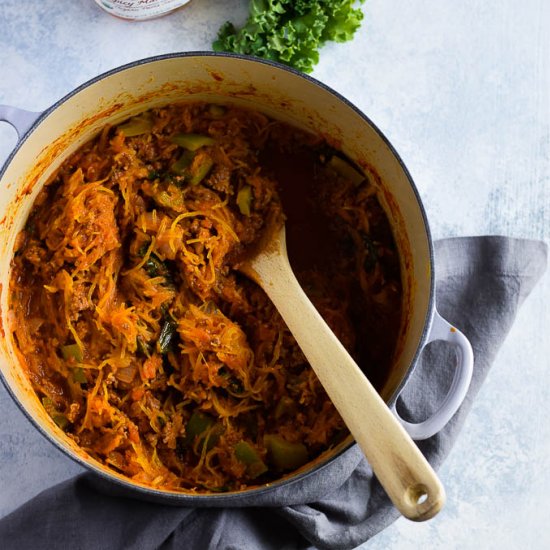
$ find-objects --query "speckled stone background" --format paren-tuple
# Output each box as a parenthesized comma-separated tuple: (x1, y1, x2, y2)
(0, 1, 548, 548)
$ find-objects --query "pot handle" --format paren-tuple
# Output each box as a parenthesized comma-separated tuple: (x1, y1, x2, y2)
(391, 310, 474, 440)
(0, 105, 42, 140)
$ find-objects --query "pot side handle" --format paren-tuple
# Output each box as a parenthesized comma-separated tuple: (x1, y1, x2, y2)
(0, 105, 42, 140)
(392, 311, 474, 440)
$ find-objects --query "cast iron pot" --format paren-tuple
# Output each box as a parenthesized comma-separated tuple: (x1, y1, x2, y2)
(0, 53, 473, 507)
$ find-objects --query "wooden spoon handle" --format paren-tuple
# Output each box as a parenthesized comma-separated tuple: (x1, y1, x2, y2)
(251, 246, 445, 521)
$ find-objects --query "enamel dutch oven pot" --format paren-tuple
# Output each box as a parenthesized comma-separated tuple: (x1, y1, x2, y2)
(0, 53, 473, 510)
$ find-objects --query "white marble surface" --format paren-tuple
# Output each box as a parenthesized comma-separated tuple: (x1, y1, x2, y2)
(0, 1, 548, 548)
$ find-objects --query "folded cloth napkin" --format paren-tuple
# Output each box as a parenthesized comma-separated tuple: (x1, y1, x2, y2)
(0, 236, 546, 550)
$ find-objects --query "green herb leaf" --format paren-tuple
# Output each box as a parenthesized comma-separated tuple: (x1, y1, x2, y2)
(157, 317, 178, 354)
(213, 0, 365, 73)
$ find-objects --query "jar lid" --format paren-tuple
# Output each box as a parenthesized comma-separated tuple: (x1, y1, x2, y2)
(94, 0, 192, 21)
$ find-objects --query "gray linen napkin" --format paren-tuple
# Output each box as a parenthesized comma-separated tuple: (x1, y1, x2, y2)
(0, 236, 546, 550)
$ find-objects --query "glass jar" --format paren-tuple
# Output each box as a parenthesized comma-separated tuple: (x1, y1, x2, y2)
(93, 0, 192, 21)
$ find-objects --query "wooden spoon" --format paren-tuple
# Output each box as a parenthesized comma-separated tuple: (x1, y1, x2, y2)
(239, 225, 445, 521)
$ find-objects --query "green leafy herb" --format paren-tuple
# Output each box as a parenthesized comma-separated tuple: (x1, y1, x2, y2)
(147, 170, 162, 181)
(213, 0, 366, 73)
(138, 248, 176, 288)
(143, 253, 167, 278)
(157, 317, 178, 354)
